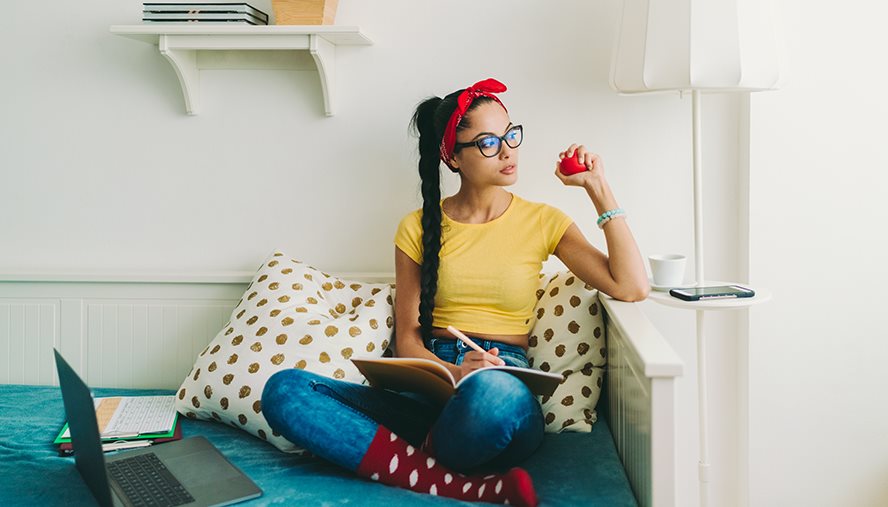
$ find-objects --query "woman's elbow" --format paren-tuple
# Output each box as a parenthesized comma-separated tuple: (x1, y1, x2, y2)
(612, 282, 650, 302)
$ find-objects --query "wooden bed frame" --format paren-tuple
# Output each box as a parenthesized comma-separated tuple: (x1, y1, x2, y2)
(0, 272, 683, 506)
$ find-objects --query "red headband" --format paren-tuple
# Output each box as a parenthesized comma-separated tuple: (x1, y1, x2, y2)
(439, 78, 508, 167)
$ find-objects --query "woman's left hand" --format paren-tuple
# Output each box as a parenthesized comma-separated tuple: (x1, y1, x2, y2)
(554, 144, 605, 188)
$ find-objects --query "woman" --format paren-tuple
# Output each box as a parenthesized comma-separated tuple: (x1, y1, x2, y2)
(262, 78, 648, 507)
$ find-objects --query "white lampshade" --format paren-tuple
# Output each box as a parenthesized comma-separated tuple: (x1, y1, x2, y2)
(610, 0, 783, 93)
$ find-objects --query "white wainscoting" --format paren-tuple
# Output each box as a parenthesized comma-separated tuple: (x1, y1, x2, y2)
(607, 316, 653, 504)
(0, 300, 60, 386)
(80, 301, 236, 389)
(0, 276, 249, 389)
(0, 272, 393, 389)
(601, 296, 680, 507)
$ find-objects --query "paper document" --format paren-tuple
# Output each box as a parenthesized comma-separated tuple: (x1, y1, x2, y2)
(61, 395, 177, 439)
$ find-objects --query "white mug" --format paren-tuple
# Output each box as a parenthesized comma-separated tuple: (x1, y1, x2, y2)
(648, 254, 687, 287)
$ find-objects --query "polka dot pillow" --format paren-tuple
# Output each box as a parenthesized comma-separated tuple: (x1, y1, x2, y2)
(528, 271, 606, 432)
(175, 250, 394, 452)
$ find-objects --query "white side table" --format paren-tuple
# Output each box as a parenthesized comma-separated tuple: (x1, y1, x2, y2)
(648, 282, 772, 507)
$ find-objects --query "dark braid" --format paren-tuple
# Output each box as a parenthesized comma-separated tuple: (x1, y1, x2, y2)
(409, 91, 494, 341)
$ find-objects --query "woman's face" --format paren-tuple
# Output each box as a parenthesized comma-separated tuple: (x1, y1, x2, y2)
(450, 101, 520, 187)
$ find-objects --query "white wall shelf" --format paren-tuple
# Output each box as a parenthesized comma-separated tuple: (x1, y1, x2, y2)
(109, 25, 373, 116)
(648, 282, 772, 311)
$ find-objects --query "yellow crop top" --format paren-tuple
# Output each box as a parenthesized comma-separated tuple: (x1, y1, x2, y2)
(394, 193, 574, 335)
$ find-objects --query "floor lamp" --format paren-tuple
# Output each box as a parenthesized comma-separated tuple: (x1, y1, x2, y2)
(609, 0, 783, 505)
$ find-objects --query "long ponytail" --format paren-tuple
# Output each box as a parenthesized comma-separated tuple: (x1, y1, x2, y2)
(411, 96, 445, 342)
(409, 91, 494, 341)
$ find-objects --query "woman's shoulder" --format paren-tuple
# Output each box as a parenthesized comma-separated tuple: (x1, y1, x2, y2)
(511, 193, 568, 217)
(399, 207, 423, 221)
(396, 207, 423, 232)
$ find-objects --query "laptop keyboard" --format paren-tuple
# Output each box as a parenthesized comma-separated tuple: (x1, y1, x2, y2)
(107, 452, 195, 507)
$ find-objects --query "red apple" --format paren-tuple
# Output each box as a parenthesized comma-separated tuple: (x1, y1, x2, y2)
(559, 153, 587, 176)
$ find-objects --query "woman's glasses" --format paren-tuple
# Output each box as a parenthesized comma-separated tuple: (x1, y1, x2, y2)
(453, 125, 523, 158)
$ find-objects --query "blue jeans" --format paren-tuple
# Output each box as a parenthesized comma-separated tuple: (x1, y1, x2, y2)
(425, 336, 531, 368)
(262, 337, 544, 474)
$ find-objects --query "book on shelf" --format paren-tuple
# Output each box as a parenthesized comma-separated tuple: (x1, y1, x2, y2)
(53, 395, 178, 445)
(351, 357, 564, 405)
(143, 12, 268, 25)
(57, 418, 183, 456)
(143, 2, 269, 24)
(142, 17, 265, 25)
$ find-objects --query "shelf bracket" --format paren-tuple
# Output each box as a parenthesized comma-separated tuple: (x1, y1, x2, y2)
(158, 34, 200, 115)
(309, 34, 336, 116)
(156, 34, 335, 116)
(110, 26, 372, 116)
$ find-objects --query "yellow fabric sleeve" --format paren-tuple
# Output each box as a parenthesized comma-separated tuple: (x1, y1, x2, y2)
(394, 209, 423, 264)
(540, 204, 574, 255)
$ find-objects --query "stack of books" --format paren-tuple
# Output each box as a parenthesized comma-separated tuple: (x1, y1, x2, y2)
(54, 395, 182, 456)
(142, 2, 269, 25)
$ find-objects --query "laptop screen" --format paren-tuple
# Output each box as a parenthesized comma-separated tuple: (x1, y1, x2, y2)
(54, 349, 115, 507)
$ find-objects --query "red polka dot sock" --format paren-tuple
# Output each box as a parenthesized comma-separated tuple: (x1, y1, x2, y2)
(356, 426, 538, 507)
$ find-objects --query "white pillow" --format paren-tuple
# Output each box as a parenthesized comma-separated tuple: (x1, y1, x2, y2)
(175, 250, 394, 452)
(528, 271, 606, 432)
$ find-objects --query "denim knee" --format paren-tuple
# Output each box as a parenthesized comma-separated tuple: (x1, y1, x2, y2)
(261, 369, 383, 470)
(457, 370, 541, 426)
(431, 370, 544, 470)
(261, 368, 316, 431)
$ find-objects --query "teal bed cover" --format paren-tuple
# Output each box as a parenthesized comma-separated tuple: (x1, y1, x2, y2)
(0, 384, 637, 506)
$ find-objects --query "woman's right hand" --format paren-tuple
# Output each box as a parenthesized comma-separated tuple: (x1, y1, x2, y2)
(555, 144, 607, 187)
(458, 348, 505, 380)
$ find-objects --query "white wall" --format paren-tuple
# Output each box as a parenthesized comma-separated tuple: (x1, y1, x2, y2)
(0, 0, 705, 275)
(749, 1, 888, 506)
(0, 1, 753, 506)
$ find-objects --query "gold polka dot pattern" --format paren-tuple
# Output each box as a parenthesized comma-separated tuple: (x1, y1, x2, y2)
(175, 250, 395, 454)
(528, 271, 606, 433)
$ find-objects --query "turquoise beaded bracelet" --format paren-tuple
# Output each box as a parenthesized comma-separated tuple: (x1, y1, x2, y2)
(597, 208, 626, 229)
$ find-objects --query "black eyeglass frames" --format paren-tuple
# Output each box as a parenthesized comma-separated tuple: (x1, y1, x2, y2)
(452, 125, 523, 158)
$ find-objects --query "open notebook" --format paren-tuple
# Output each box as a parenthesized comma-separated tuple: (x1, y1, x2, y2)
(55, 395, 177, 443)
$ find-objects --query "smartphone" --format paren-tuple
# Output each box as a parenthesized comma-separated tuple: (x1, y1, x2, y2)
(669, 285, 755, 301)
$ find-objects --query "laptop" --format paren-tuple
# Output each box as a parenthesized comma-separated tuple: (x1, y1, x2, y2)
(54, 349, 263, 507)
